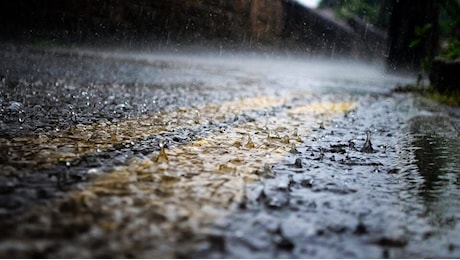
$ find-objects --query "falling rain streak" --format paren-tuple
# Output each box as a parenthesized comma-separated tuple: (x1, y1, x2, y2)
(1, 46, 459, 258)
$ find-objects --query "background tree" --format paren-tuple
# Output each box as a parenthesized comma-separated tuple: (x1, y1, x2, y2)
(318, 0, 392, 29)
(437, 0, 460, 60)
(319, 0, 459, 74)
(386, 0, 439, 73)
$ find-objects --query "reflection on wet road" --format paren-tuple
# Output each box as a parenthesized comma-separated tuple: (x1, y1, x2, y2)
(0, 45, 459, 258)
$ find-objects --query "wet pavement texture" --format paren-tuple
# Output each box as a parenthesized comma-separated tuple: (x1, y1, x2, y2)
(0, 44, 459, 258)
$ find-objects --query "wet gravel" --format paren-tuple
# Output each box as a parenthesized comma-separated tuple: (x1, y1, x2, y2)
(1, 44, 459, 258)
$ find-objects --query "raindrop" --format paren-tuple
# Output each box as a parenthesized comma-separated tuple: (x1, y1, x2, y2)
(232, 140, 242, 148)
(294, 158, 302, 168)
(114, 103, 132, 113)
(289, 143, 301, 154)
(319, 121, 325, 130)
(194, 111, 201, 124)
(38, 134, 49, 143)
(18, 112, 25, 123)
(87, 168, 102, 177)
(255, 163, 275, 178)
(154, 141, 169, 163)
(301, 178, 313, 188)
(292, 128, 299, 137)
(360, 130, 374, 153)
(348, 139, 356, 150)
(319, 148, 325, 161)
(282, 135, 290, 144)
(263, 108, 269, 130)
(7, 101, 22, 111)
(245, 135, 255, 148)
(218, 164, 237, 173)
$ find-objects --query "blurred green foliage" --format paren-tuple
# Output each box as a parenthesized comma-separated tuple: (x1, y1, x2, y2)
(409, 23, 434, 49)
(318, 0, 460, 37)
(439, 40, 460, 59)
(393, 84, 460, 106)
(319, 0, 460, 62)
(438, 0, 460, 60)
(318, 0, 391, 28)
(438, 0, 460, 38)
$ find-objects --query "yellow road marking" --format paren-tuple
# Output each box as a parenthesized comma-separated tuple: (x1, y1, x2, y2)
(54, 99, 357, 254)
(0, 95, 294, 170)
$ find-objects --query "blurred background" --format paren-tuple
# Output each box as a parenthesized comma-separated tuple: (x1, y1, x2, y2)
(0, 0, 459, 75)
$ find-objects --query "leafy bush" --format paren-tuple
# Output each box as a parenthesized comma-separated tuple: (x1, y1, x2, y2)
(439, 40, 460, 60)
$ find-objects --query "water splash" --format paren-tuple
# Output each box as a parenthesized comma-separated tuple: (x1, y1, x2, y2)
(360, 129, 374, 153)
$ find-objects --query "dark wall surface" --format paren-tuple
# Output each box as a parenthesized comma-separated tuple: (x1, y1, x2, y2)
(0, 0, 386, 58)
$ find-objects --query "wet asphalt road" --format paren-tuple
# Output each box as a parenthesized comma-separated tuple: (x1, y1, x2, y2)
(0, 44, 460, 258)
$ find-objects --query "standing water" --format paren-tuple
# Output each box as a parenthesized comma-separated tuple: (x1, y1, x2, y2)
(0, 45, 459, 258)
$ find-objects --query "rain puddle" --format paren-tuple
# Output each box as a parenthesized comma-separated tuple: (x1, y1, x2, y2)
(392, 102, 460, 258)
